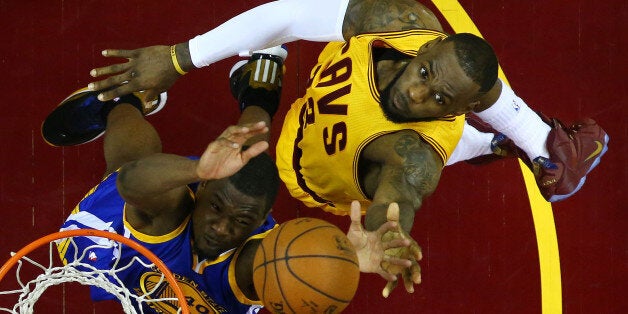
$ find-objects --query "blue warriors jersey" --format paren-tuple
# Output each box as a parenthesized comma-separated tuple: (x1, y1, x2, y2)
(57, 171, 276, 314)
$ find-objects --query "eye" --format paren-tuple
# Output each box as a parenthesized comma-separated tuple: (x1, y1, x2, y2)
(419, 66, 428, 79)
(235, 218, 251, 226)
(210, 202, 220, 211)
(434, 93, 444, 104)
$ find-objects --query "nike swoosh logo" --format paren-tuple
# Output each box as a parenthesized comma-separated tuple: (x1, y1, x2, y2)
(584, 141, 603, 162)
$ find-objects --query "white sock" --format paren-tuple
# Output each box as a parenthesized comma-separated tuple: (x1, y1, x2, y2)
(474, 79, 550, 161)
(446, 121, 494, 166)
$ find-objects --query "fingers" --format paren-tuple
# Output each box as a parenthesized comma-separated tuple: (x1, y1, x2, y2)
(382, 280, 397, 298)
(382, 237, 410, 251)
(376, 220, 401, 239)
(409, 260, 421, 285)
(217, 122, 269, 148)
(101, 49, 136, 59)
(240, 141, 269, 162)
(90, 62, 131, 78)
(382, 255, 412, 268)
(94, 84, 136, 102)
(376, 270, 398, 282)
(244, 121, 269, 133)
(401, 269, 415, 293)
(87, 49, 144, 99)
(411, 243, 423, 261)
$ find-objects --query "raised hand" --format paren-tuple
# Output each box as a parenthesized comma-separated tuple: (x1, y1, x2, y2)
(197, 122, 269, 180)
(346, 201, 414, 282)
(88, 45, 181, 102)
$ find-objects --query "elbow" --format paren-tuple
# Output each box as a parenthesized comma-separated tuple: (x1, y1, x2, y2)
(115, 161, 140, 200)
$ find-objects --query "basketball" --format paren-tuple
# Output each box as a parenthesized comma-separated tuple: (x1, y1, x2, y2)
(253, 218, 360, 313)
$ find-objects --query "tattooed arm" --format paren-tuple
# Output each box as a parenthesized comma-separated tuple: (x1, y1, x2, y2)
(360, 130, 442, 296)
(362, 130, 443, 233)
(343, 0, 444, 38)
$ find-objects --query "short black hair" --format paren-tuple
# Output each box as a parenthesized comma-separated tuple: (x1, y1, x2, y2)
(228, 152, 279, 214)
(444, 33, 498, 94)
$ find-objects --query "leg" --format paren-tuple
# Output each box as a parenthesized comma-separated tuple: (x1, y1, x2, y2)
(229, 45, 288, 145)
(474, 79, 551, 162)
(445, 120, 494, 166)
(102, 104, 162, 177)
(472, 79, 609, 201)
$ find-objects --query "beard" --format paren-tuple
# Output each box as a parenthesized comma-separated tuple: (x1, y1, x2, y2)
(379, 64, 439, 124)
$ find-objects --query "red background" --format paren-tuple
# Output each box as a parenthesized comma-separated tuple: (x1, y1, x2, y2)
(0, 1, 625, 313)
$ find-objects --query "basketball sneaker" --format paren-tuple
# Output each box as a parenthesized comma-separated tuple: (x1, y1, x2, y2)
(534, 117, 609, 202)
(42, 88, 167, 146)
(466, 115, 609, 202)
(229, 45, 288, 117)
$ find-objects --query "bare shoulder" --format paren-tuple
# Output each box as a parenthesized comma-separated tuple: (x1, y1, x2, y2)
(342, 0, 444, 38)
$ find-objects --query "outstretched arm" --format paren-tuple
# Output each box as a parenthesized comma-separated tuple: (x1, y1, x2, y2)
(117, 122, 269, 231)
(361, 130, 443, 297)
(88, 0, 443, 101)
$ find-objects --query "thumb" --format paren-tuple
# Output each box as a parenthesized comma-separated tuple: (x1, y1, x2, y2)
(349, 201, 363, 227)
(144, 90, 159, 104)
(386, 202, 400, 223)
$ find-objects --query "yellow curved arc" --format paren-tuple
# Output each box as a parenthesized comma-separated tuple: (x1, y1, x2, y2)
(430, 1, 562, 313)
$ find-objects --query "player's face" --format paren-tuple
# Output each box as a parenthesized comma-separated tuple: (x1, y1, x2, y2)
(380, 39, 481, 122)
(192, 179, 267, 261)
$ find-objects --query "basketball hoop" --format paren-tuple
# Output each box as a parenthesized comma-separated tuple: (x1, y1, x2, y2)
(0, 229, 190, 314)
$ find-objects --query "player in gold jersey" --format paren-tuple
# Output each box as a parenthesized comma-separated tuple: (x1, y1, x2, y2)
(86, 0, 608, 297)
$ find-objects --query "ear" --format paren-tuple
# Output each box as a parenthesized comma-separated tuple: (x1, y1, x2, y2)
(418, 37, 442, 53)
(259, 209, 272, 227)
(454, 100, 480, 115)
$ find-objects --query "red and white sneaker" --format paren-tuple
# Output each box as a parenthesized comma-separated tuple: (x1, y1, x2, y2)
(533, 117, 609, 202)
(465, 115, 609, 202)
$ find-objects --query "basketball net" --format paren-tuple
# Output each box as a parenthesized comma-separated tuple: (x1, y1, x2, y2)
(0, 229, 190, 314)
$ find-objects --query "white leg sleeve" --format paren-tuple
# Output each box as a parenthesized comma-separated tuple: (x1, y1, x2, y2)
(189, 0, 350, 68)
(474, 79, 551, 161)
(446, 121, 494, 166)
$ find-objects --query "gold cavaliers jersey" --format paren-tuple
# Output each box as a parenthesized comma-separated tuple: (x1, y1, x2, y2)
(276, 30, 464, 215)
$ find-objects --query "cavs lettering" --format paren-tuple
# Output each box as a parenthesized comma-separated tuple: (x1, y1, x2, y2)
(276, 30, 465, 215)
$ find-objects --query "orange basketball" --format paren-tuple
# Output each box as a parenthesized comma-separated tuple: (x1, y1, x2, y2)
(253, 218, 360, 313)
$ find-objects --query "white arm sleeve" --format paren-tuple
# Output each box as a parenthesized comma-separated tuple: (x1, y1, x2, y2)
(189, 0, 350, 68)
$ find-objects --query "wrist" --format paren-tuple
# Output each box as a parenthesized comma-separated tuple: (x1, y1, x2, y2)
(172, 43, 195, 75)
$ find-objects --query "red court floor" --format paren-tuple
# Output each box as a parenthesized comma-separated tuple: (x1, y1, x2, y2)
(0, 1, 625, 313)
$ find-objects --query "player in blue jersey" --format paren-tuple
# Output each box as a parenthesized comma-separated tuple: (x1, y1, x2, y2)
(46, 86, 278, 313)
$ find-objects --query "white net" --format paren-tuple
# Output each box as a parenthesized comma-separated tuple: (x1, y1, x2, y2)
(0, 231, 187, 314)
